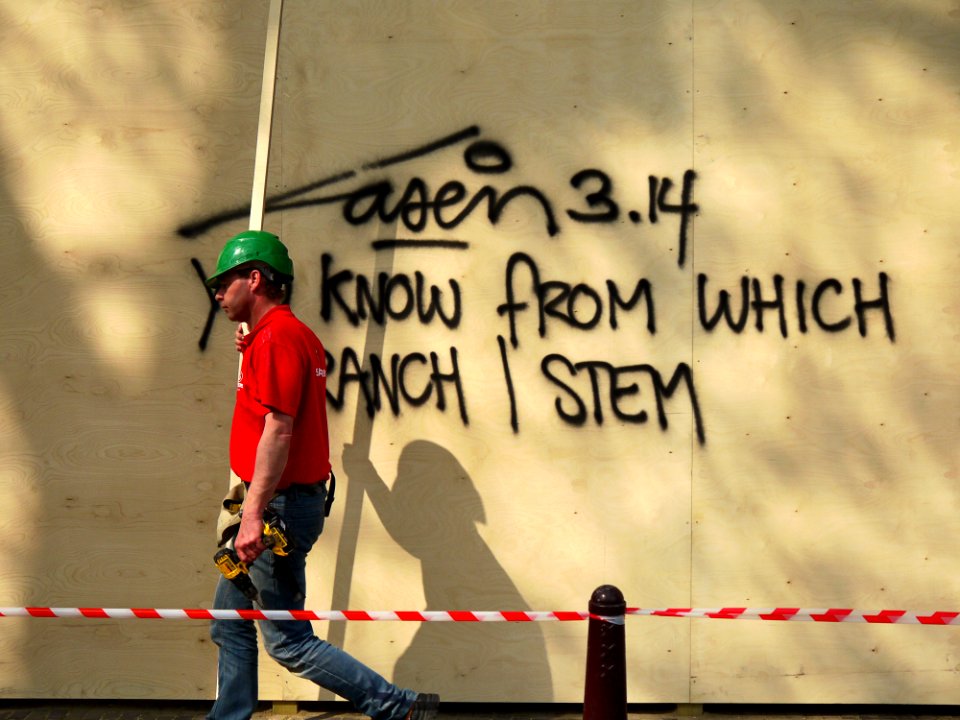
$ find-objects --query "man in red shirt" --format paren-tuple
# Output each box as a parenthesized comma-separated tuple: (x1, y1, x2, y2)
(205, 230, 438, 720)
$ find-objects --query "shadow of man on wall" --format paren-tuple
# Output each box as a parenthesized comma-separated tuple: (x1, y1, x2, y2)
(343, 439, 553, 701)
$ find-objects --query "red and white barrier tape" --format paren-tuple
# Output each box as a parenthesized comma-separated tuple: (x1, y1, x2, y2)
(627, 608, 960, 625)
(0, 607, 958, 625)
(0, 608, 589, 622)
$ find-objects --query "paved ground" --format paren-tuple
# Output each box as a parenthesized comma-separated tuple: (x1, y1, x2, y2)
(0, 702, 958, 720)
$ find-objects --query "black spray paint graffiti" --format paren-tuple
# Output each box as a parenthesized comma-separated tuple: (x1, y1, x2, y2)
(698, 273, 895, 340)
(320, 253, 462, 328)
(496, 253, 895, 345)
(497, 251, 657, 349)
(315, 252, 704, 441)
(181, 125, 897, 445)
(491, 256, 893, 443)
(324, 346, 469, 426)
(183, 126, 695, 348)
(178, 126, 697, 260)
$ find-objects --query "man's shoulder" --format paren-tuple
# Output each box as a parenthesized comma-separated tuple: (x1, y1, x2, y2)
(259, 307, 322, 347)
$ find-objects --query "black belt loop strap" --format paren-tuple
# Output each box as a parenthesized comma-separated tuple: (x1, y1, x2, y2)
(324, 471, 336, 517)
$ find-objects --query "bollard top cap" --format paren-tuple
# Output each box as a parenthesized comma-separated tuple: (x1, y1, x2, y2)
(589, 584, 626, 614)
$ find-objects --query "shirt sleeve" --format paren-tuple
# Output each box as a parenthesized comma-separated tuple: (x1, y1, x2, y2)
(253, 335, 305, 418)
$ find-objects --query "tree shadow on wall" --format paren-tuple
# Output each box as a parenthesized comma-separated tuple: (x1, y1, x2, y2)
(342, 440, 553, 701)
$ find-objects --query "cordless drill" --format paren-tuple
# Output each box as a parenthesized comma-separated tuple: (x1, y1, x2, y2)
(213, 508, 292, 604)
(261, 508, 291, 556)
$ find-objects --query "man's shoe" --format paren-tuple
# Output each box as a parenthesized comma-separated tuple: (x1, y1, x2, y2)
(405, 692, 439, 719)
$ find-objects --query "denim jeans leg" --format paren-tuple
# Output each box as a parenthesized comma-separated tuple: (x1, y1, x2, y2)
(261, 616, 415, 719)
(256, 490, 417, 720)
(208, 575, 259, 720)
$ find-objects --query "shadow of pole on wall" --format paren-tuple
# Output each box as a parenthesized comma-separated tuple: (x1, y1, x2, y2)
(323, 220, 397, 686)
(341, 439, 554, 701)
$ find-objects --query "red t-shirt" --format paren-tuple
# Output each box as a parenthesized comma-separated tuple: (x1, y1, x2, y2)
(229, 305, 331, 488)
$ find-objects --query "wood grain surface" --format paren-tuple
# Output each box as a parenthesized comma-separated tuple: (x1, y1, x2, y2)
(0, 0, 956, 706)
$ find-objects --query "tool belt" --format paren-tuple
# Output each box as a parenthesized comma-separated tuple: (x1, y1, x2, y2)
(215, 473, 336, 547)
(216, 481, 246, 548)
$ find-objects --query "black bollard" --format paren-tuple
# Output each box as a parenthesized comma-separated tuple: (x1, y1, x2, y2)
(583, 584, 627, 720)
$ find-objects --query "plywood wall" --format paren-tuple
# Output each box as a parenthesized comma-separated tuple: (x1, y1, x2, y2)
(0, 0, 956, 705)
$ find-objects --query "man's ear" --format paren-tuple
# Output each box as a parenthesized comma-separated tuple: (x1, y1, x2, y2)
(247, 268, 263, 291)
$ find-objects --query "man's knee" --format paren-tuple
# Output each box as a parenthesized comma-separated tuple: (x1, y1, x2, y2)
(262, 624, 317, 670)
(211, 619, 258, 655)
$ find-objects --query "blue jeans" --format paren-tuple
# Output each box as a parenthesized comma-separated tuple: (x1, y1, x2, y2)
(208, 485, 416, 720)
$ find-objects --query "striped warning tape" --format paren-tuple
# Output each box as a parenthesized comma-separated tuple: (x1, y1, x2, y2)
(627, 608, 960, 625)
(0, 608, 590, 622)
(0, 607, 958, 624)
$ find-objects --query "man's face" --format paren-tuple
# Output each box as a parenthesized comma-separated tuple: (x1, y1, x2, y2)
(213, 270, 253, 323)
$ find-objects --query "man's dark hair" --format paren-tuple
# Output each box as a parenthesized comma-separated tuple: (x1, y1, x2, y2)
(241, 261, 292, 302)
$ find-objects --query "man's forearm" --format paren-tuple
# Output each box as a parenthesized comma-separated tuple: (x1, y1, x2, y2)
(233, 411, 294, 564)
(244, 411, 293, 519)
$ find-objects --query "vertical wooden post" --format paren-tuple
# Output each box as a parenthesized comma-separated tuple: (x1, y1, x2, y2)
(249, 0, 283, 232)
(227, 0, 284, 489)
(583, 584, 627, 720)
(250, 3, 286, 713)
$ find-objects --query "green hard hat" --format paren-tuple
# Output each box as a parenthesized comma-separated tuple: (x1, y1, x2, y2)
(205, 230, 294, 288)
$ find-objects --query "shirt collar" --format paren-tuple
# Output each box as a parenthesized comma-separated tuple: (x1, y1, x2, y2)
(241, 304, 291, 347)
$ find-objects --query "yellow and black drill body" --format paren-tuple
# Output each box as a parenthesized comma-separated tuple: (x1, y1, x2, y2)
(213, 545, 259, 602)
(261, 508, 291, 556)
(213, 508, 293, 605)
